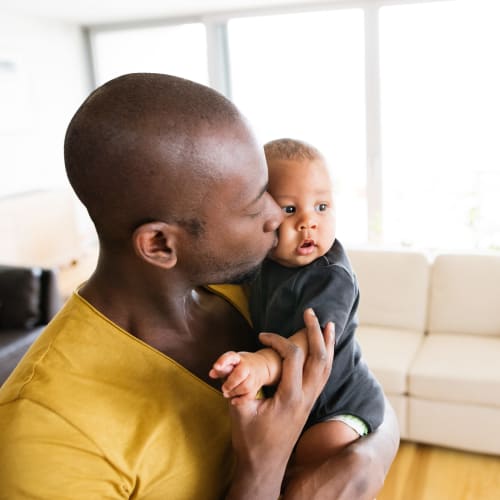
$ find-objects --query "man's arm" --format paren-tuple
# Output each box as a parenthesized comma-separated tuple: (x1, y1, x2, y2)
(283, 397, 400, 500)
(225, 309, 335, 500)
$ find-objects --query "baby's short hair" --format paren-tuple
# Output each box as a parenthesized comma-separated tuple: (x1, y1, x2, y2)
(264, 138, 324, 163)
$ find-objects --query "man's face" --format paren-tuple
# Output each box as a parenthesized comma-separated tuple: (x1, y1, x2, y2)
(267, 157, 336, 268)
(183, 128, 283, 285)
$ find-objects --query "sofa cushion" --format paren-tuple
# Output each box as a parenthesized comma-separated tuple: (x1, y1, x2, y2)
(409, 333, 500, 407)
(348, 249, 430, 332)
(428, 254, 500, 336)
(385, 394, 408, 439)
(356, 325, 425, 395)
(0, 328, 43, 385)
(409, 397, 500, 455)
(0, 266, 42, 329)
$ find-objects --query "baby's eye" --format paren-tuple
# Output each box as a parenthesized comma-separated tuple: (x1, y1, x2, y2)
(315, 203, 328, 212)
(282, 205, 296, 214)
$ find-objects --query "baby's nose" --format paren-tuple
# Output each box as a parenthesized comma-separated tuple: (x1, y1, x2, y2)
(299, 219, 317, 230)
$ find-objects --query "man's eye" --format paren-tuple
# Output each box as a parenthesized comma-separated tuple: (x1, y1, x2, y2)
(283, 206, 296, 214)
(315, 203, 328, 212)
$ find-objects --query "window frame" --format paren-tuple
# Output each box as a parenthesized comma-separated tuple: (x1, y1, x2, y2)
(85, 0, 457, 248)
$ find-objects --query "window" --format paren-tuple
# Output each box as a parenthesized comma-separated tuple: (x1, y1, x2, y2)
(228, 9, 367, 245)
(380, 0, 500, 251)
(91, 23, 208, 86)
(88, 0, 500, 253)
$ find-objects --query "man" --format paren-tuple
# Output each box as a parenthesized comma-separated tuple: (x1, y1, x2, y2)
(0, 73, 399, 499)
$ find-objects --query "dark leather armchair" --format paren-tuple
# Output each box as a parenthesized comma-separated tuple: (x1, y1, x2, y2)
(0, 265, 60, 385)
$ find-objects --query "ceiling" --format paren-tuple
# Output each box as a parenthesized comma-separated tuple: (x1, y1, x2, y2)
(0, 0, 327, 26)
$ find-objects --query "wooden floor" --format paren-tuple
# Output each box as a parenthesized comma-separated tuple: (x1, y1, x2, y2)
(377, 441, 500, 500)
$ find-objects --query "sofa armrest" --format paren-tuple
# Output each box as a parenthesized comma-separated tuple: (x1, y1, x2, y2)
(39, 268, 61, 323)
(0, 265, 61, 330)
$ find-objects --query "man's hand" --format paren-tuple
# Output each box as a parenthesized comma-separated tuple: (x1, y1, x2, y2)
(225, 309, 335, 500)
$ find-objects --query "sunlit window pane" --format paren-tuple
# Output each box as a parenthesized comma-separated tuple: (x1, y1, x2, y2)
(228, 10, 367, 245)
(380, 0, 500, 252)
(92, 23, 208, 86)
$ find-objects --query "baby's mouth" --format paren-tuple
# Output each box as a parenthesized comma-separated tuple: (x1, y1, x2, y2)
(297, 239, 316, 256)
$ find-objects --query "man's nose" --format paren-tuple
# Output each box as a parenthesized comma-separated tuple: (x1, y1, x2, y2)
(263, 194, 283, 233)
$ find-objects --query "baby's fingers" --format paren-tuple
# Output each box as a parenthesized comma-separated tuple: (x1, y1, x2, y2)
(209, 351, 241, 379)
(221, 365, 251, 395)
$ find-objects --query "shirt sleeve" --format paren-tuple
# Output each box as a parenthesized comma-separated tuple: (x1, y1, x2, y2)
(293, 264, 358, 343)
(0, 399, 132, 499)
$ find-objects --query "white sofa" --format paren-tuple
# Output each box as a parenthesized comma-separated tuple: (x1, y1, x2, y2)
(1, 190, 499, 455)
(349, 248, 500, 455)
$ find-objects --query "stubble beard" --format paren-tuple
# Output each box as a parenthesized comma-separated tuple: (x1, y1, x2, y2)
(224, 261, 263, 285)
(200, 257, 263, 286)
(193, 233, 277, 286)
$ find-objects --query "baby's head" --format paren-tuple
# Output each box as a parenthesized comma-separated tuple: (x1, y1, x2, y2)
(264, 138, 336, 268)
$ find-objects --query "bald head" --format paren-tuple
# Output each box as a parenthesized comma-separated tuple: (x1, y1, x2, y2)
(65, 73, 246, 245)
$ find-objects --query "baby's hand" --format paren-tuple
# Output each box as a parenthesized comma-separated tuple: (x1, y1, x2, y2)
(209, 351, 242, 380)
(209, 351, 271, 404)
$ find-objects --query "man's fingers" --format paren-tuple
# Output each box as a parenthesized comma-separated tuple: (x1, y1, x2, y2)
(230, 392, 256, 405)
(225, 379, 256, 400)
(228, 388, 262, 414)
(324, 321, 335, 357)
(304, 309, 335, 366)
(258, 332, 303, 400)
(302, 308, 335, 398)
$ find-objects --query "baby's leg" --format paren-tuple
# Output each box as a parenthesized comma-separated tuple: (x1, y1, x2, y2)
(293, 418, 363, 466)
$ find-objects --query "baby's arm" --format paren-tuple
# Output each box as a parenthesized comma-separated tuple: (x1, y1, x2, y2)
(209, 330, 310, 403)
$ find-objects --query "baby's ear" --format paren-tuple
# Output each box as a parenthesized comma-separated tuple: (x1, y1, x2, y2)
(132, 221, 179, 269)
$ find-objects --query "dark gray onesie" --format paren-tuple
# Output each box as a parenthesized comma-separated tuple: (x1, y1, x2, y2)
(250, 240, 385, 432)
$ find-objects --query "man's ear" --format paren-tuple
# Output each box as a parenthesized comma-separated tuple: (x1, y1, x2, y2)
(132, 222, 179, 269)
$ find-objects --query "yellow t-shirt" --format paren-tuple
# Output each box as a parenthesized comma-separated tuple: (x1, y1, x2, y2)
(0, 285, 249, 499)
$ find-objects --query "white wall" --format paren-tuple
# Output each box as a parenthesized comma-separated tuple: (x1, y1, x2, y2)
(0, 12, 90, 197)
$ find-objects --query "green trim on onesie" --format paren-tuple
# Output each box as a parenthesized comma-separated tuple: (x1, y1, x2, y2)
(328, 414, 369, 436)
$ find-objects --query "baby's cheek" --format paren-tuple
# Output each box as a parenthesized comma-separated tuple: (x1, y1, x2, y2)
(271, 239, 290, 258)
(277, 224, 294, 243)
(268, 245, 286, 266)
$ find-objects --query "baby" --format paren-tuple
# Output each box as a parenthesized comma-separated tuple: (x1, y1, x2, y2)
(210, 138, 384, 463)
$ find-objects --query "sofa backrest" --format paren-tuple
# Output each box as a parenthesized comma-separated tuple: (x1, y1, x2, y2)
(0, 265, 60, 330)
(428, 254, 500, 337)
(0, 190, 86, 268)
(347, 248, 430, 332)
